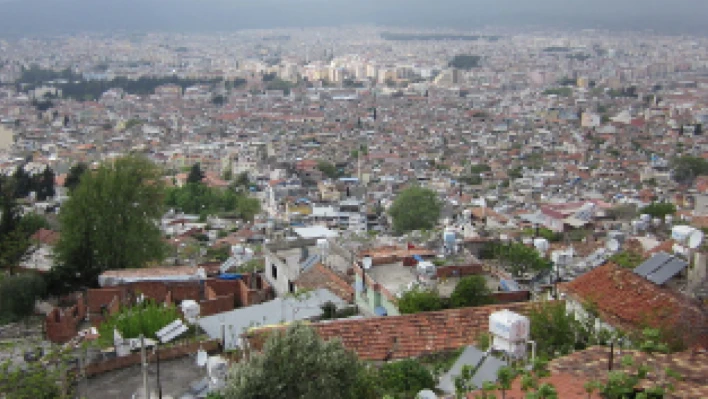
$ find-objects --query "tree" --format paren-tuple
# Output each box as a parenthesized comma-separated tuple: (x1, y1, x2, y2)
(671, 156, 708, 184)
(187, 162, 205, 184)
(640, 202, 676, 219)
(12, 165, 31, 199)
(378, 359, 435, 398)
(316, 160, 339, 179)
(0, 274, 46, 324)
(64, 162, 88, 192)
(528, 301, 613, 359)
(450, 275, 494, 308)
(494, 242, 552, 277)
(53, 156, 167, 291)
(397, 287, 443, 314)
(35, 166, 55, 201)
(224, 323, 372, 399)
(388, 187, 442, 234)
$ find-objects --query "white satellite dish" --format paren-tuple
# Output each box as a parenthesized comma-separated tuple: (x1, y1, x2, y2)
(652, 218, 662, 226)
(640, 214, 652, 223)
(362, 256, 372, 270)
(607, 239, 620, 252)
(665, 215, 674, 225)
(688, 230, 704, 249)
(196, 349, 208, 367)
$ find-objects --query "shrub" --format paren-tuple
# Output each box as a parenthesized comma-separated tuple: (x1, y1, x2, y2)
(97, 300, 181, 347)
(0, 274, 46, 324)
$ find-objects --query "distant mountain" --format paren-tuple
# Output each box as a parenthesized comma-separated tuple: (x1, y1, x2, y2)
(0, 0, 706, 37)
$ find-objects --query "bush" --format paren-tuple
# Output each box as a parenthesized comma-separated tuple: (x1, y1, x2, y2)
(0, 274, 46, 324)
(450, 275, 494, 308)
(97, 300, 181, 347)
(397, 288, 443, 314)
(378, 359, 435, 398)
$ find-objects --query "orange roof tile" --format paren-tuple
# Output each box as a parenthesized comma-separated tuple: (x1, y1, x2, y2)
(309, 302, 535, 361)
(560, 263, 707, 347)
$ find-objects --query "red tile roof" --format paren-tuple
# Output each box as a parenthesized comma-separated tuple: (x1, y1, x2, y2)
(550, 346, 708, 398)
(294, 263, 354, 302)
(560, 263, 708, 347)
(468, 372, 599, 399)
(31, 228, 60, 246)
(311, 302, 535, 361)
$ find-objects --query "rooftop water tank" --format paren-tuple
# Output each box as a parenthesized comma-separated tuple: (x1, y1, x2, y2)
(489, 309, 530, 342)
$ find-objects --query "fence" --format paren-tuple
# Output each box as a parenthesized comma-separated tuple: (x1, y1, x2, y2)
(85, 339, 220, 377)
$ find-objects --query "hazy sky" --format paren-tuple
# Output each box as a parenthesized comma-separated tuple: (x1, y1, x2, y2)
(1, 0, 707, 36)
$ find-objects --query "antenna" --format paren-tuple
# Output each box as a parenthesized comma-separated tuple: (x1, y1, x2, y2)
(362, 256, 372, 270)
(688, 230, 704, 249)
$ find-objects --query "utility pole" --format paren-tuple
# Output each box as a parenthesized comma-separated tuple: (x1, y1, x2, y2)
(141, 335, 149, 399)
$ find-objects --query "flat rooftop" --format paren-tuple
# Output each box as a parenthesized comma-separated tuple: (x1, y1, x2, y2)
(365, 261, 417, 296)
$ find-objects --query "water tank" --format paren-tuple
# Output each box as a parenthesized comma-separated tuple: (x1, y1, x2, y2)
(181, 300, 201, 324)
(489, 309, 530, 342)
(671, 225, 696, 243)
(416, 261, 436, 278)
(443, 228, 456, 247)
(533, 238, 549, 253)
(640, 214, 652, 223)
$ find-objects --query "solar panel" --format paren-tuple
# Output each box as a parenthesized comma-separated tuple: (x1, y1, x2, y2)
(647, 259, 688, 285)
(633, 252, 673, 277)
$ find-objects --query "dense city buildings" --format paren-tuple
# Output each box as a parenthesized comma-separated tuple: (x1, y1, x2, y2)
(1, 25, 708, 398)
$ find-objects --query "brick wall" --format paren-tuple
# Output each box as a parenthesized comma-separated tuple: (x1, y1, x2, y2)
(85, 340, 220, 377)
(131, 281, 169, 302)
(436, 265, 485, 278)
(206, 279, 238, 297)
(170, 283, 201, 302)
(492, 291, 531, 304)
(200, 294, 235, 317)
(87, 288, 125, 314)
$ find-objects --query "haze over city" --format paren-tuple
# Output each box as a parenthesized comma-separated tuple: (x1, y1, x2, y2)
(1, 0, 708, 398)
(1, 0, 708, 35)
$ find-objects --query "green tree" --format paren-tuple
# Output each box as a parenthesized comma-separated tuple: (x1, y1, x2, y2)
(449, 275, 494, 308)
(317, 161, 339, 179)
(224, 323, 372, 399)
(494, 242, 552, 277)
(378, 359, 435, 398)
(671, 156, 708, 184)
(640, 202, 676, 219)
(0, 274, 46, 324)
(187, 162, 205, 184)
(388, 187, 442, 234)
(63, 162, 88, 192)
(35, 166, 55, 201)
(397, 287, 443, 314)
(496, 366, 517, 399)
(53, 156, 167, 291)
(0, 345, 75, 398)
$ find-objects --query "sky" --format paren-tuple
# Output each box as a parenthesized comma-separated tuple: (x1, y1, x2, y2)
(1, 0, 707, 36)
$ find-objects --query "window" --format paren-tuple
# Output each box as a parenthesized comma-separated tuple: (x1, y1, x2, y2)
(271, 263, 278, 280)
(288, 281, 295, 293)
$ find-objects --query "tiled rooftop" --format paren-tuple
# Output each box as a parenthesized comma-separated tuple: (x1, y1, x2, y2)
(550, 346, 708, 399)
(312, 302, 534, 361)
(294, 263, 354, 302)
(560, 263, 708, 347)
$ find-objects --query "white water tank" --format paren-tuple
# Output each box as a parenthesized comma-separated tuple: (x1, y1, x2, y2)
(489, 309, 530, 358)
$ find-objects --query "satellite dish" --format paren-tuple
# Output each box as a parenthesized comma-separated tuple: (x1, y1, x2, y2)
(607, 239, 620, 252)
(362, 256, 372, 270)
(688, 230, 704, 249)
(665, 215, 674, 225)
(196, 349, 208, 367)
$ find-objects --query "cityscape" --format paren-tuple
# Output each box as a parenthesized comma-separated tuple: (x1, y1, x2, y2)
(0, 8, 708, 399)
